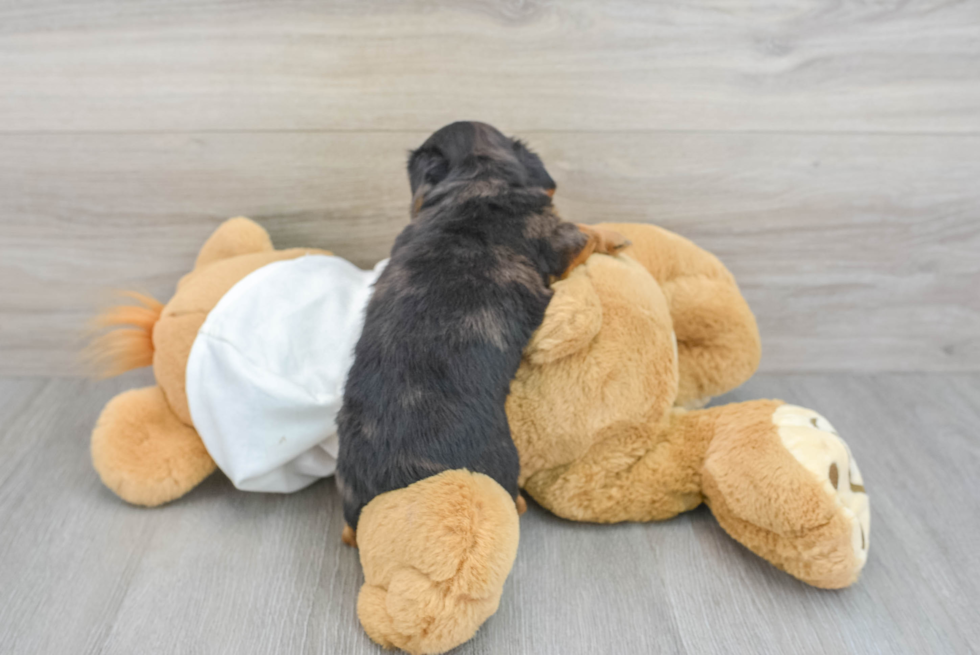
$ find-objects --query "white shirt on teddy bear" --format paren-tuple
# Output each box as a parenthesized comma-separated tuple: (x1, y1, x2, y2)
(185, 254, 387, 493)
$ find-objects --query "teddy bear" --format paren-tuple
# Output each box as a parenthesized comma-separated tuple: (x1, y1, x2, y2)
(88, 217, 870, 655)
(507, 222, 869, 574)
(351, 223, 871, 654)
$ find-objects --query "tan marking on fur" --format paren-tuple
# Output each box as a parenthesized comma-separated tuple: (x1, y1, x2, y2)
(398, 385, 426, 409)
(462, 305, 507, 350)
(457, 179, 508, 200)
(411, 187, 427, 218)
(491, 245, 541, 290)
(562, 224, 631, 279)
(411, 457, 449, 476)
(336, 474, 357, 507)
(522, 211, 559, 240)
(342, 524, 357, 548)
(516, 494, 527, 515)
(361, 417, 378, 441)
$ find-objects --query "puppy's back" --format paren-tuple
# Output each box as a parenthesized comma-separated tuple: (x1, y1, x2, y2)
(337, 205, 550, 528)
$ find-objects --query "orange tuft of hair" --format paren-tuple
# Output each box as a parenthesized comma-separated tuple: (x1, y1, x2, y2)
(84, 291, 164, 378)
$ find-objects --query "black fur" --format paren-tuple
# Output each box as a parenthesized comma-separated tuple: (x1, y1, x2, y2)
(336, 121, 587, 529)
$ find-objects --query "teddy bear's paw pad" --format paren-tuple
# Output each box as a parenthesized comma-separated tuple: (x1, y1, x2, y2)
(772, 404, 870, 565)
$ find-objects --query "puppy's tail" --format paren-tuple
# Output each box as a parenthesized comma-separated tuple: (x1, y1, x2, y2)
(84, 291, 164, 378)
(356, 470, 520, 655)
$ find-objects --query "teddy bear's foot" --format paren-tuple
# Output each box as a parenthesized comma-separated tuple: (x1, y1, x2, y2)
(355, 470, 520, 655)
(702, 400, 870, 589)
(91, 386, 216, 507)
(771, 404, 870, 559)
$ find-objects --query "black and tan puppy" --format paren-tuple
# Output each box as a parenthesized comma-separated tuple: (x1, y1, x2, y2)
(335, 121, 626, 545)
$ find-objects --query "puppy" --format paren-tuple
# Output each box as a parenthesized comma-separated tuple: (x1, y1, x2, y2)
(336, 121, 626, 545)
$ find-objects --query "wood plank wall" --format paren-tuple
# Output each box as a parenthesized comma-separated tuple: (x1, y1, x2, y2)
(1, 0, 977, 375)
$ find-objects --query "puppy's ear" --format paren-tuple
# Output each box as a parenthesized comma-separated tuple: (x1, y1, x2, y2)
(408, 146, 450, 196)
(512, 139, 556, 195)
(408, 146, 450, 218)
(525, 269, 602, 365)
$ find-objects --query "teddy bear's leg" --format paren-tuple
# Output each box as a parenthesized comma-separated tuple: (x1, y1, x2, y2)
(522, 416, 716, 524)
(701, 400, 870, 589)
(356, 470, 520, 655)
(91, 385, 216, 507)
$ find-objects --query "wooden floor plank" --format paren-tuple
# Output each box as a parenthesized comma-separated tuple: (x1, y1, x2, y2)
(0, 0, 978, 133)
(0, 374, 977, 654)
(2, 131, 977, 374)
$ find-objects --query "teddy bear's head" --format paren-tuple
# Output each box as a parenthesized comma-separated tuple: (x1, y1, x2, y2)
(506, 253, 680, 485)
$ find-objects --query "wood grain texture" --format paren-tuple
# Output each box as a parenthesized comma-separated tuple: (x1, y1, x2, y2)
(0, 0, 978, 133)
(1, 373, 977, 654)
(1, 131, 977, 374)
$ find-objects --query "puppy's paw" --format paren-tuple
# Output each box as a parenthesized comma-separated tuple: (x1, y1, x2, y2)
(563, 224, 631, 279)
(342, 524, 357, 548)
(588, 226, 631, 255)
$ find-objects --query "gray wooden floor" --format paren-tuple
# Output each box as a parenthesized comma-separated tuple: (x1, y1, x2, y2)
(1, 372, 977, 654)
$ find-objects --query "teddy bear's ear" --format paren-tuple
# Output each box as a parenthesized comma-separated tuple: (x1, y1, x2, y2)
(525, 269, 603, 365)
(194, 217, 273, 270)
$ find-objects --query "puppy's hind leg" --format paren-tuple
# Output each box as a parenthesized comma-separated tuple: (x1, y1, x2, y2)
(342, 524, 357, 548)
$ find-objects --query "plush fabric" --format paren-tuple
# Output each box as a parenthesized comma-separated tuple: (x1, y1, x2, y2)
(595, 223, 761, 408)
(504, 236, 869, 593)
(91, 385, 215, 507)
(356, 470, 519, 655)
(88, 216, 870, 655)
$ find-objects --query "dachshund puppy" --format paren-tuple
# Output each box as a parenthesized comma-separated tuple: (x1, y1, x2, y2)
(336, 121, 626, 545)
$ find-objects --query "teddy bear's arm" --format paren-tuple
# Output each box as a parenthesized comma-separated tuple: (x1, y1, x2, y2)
(597, 223, 761, 407)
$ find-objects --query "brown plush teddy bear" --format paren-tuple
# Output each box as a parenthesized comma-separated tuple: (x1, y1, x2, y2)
(508, 222, 869, 574)
(89, 217, 869, 655)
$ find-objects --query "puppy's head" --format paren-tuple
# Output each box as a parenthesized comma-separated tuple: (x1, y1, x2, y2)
(408, 121, 556, 216)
